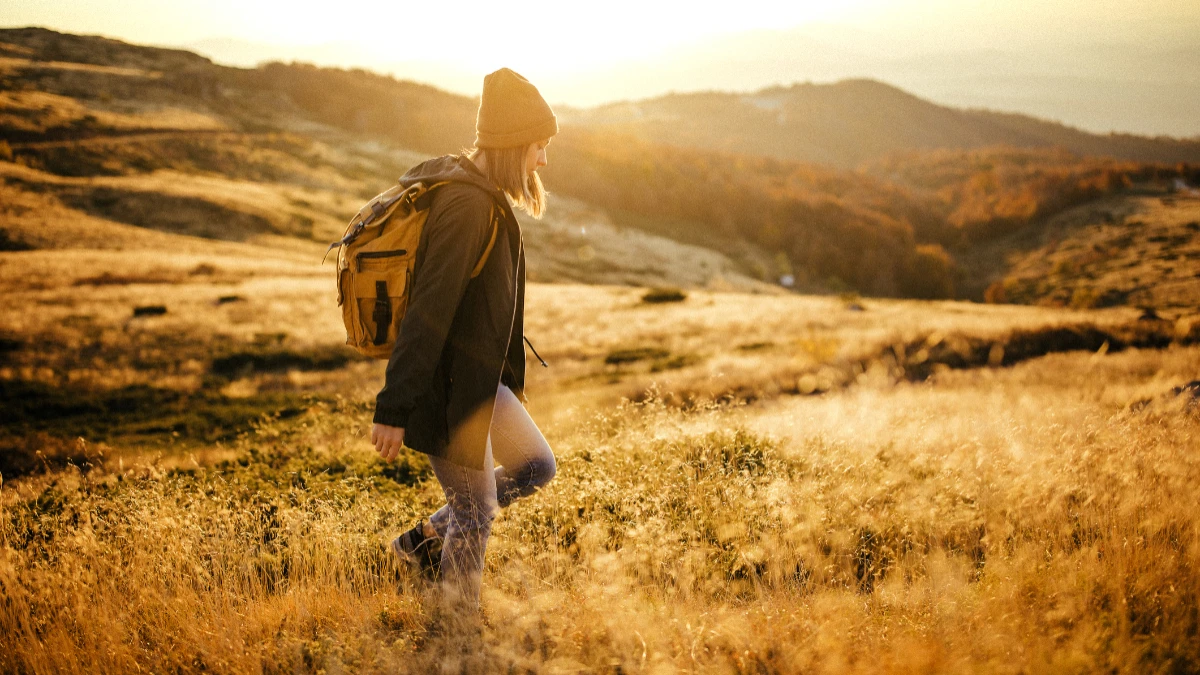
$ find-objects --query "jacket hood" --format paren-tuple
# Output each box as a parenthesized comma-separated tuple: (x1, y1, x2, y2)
(398, 154, 505, 203)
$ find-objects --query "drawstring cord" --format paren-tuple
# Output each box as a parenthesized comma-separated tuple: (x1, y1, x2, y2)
(523, 335, 548, 368)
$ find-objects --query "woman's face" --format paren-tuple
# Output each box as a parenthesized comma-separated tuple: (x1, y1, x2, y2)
(525, 138, 549, 174)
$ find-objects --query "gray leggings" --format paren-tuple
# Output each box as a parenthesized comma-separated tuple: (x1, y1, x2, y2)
(427, 384, 555, 606)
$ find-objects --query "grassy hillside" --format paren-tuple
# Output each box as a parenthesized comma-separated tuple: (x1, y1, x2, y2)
(541, 132, 1200, 300)
(0, 28, 767, 292)
(972, 188, 1200, 309)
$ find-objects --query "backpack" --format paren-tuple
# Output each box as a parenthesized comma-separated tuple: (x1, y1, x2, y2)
(326, 181, 499, 359)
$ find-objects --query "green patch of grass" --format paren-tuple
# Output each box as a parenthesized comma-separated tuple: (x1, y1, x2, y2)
(650, 352, 703, 372)
(221, 423, 432, 490)
(73, 270, 183, 286)
(0, 379, 320, 477)
(681, 429, 773, 478)
(604, 347, 671, 365)
(839, 292, 866, 311)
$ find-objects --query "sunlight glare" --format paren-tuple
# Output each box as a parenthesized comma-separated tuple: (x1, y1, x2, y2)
(233, 0, 849, 73)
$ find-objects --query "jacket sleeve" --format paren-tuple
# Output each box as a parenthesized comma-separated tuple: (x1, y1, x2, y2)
(373, 187, 494, 427)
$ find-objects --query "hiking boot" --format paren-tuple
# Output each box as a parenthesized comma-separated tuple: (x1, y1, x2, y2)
(391, 519, 442, 582)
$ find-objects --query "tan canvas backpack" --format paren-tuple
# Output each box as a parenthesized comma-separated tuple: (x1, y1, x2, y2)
(326, 181, 498, 359)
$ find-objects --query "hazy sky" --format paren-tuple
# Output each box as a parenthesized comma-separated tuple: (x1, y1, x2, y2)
(9, 0, 850, 72)
(3, 0, 1199, 135)
(5, 0, 1197, 70)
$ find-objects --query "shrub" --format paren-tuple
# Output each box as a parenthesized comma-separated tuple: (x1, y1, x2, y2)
(642, 287, 688, 304)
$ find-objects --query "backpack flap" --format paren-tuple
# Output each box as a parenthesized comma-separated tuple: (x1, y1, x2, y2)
(323, 182, 429, 264)
(350, 254, 411, 357)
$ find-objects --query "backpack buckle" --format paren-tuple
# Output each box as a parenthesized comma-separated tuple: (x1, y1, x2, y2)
(372, 281, 392, 345)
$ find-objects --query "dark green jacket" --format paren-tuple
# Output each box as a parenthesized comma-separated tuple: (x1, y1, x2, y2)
(373, 154, 526, 470)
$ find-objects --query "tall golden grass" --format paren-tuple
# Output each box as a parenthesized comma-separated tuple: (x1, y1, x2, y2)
(2, 251, 1199, 672)
(4, 28, 1200, 672)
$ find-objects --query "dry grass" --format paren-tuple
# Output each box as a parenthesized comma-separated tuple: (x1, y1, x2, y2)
(3, 222, 1200, 673)
(4, 30, 1199, 672)
(2, 347, 1198, 673)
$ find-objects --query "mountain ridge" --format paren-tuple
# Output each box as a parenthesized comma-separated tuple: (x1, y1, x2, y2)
(5, 26, 1199, 168)
(168, 16, 1200, 138)
(569, 78, 1200, 169)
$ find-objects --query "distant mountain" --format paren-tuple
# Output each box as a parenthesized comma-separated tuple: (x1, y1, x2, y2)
(171, 19, 1200, 138)
(178, 23, 1200, 139)
(568, 79, 1200, 170)
(550, 24, 1200, 139)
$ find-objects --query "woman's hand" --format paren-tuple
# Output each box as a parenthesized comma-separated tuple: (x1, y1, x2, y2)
(371, 423, 406, 461)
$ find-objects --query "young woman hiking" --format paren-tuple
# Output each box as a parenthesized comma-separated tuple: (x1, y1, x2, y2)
(370, 67, 557, 609)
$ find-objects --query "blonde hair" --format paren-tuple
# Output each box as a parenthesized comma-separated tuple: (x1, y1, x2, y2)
(466, 143, 548, 219)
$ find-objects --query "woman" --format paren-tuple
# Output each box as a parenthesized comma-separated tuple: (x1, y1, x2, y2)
(370, 67, 558, 609)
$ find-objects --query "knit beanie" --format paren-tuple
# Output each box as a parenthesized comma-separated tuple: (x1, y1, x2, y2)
(475, 68, 558, 149)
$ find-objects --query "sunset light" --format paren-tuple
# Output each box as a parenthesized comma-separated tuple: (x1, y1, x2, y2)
(2, 0, 1200, 671)
(3, 0, 1197, 134)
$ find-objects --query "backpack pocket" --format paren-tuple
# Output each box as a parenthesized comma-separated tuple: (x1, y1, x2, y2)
(337, 266, 368, 347)
(349, 251, 411, 357)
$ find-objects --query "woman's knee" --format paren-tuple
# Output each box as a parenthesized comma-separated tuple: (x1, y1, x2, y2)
(535, 451, 556, 486)
(503, 450, 555, 490)
(514, 436, 555, 488)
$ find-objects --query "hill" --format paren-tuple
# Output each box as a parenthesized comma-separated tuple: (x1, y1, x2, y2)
(972, 187, 1200, 309)
(3, 27, 1199, 305)
(568, 79, 1200, 169)
(0, 28, 768, 292)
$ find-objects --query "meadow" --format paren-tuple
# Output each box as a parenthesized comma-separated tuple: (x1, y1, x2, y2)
(2, 225, 1199, 674)
(2, 26, 1200, 675)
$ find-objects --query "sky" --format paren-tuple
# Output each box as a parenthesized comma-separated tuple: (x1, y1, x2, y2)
(3, 0, 1199, 136)
(3, 0, 861, 71)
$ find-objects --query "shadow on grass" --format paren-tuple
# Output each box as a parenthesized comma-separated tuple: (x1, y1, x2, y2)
(0, 379, 314, 478)
(210, 346, 356, 378)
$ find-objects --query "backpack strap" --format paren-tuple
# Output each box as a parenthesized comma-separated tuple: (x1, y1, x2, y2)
(322, 182, 431, 264)
(469, 204, 500, 278)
